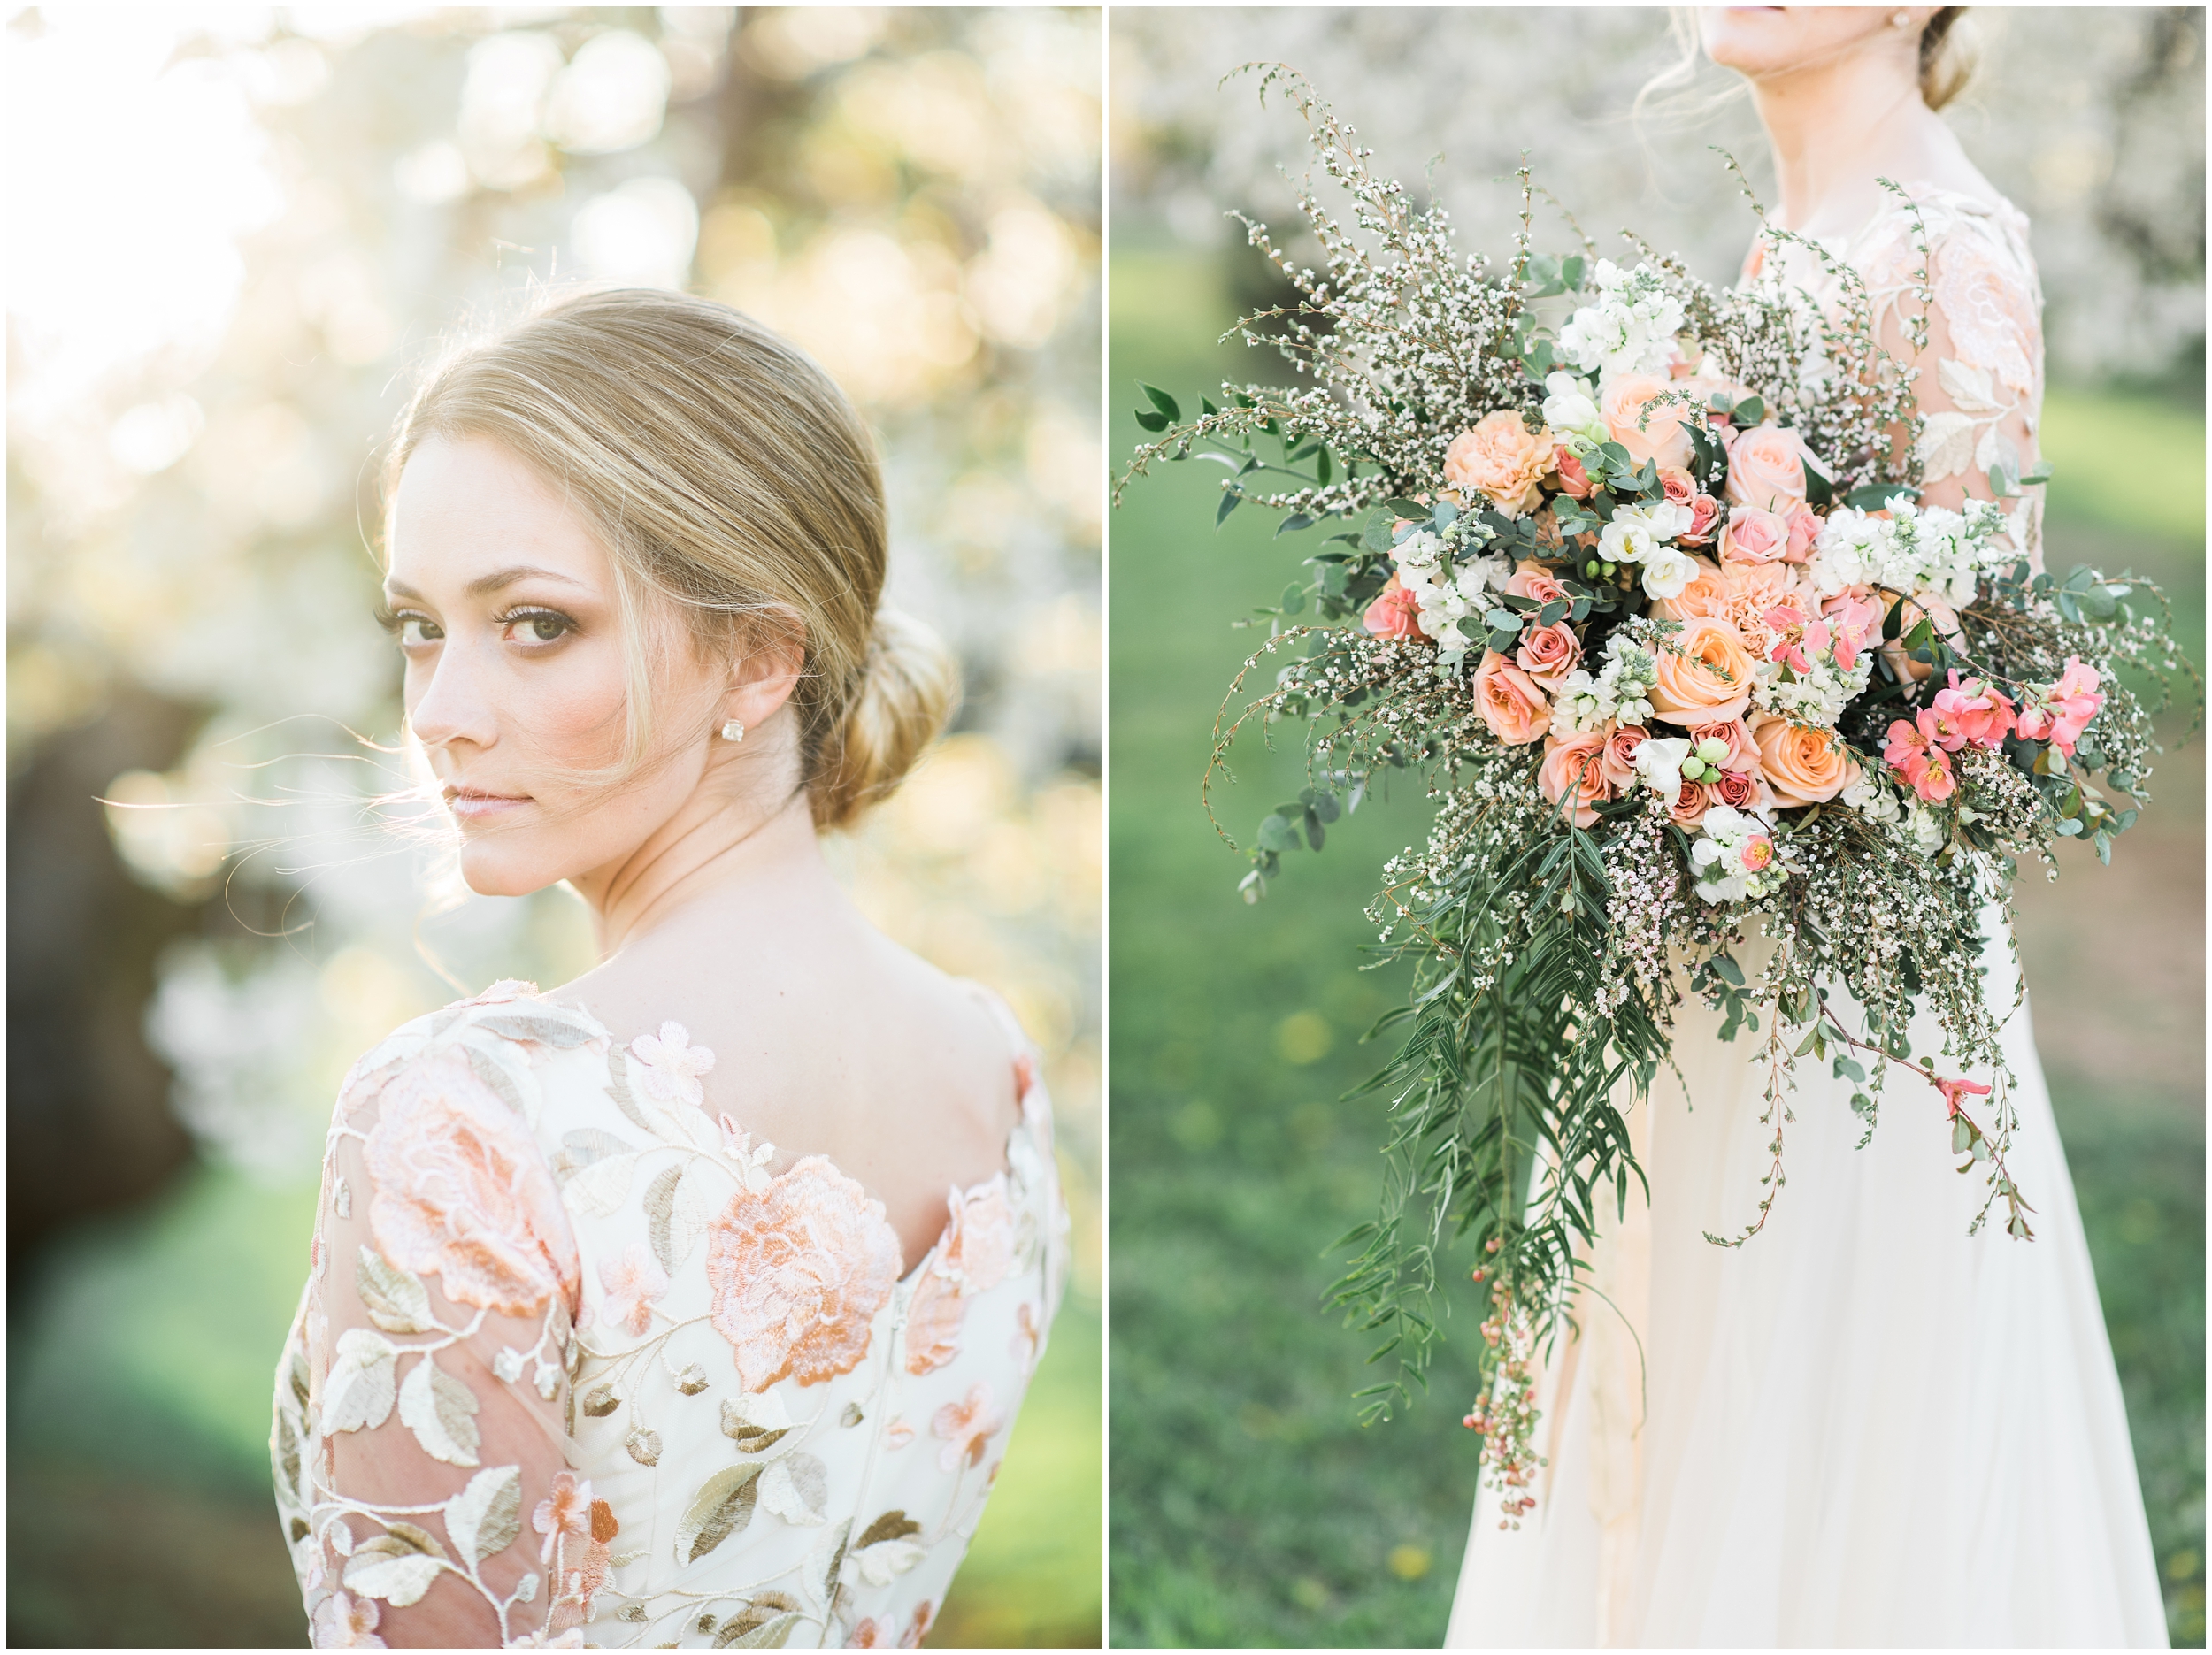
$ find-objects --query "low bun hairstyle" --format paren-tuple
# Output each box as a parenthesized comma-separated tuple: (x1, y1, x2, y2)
(1918, 8, 1973, 113)
(386, 287, 957, 831)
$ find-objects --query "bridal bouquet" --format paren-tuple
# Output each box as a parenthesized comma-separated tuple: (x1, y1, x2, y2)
(1118, 71, 2197, 1522)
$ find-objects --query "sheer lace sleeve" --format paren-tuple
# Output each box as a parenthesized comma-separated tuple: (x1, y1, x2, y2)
(1863, 197, 2049, 571)
(296, 1030, 589, 1647)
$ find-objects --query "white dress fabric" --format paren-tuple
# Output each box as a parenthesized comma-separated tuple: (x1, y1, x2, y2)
(1444, 188, 2168, 1648)
(272, 980, 1067, 1649)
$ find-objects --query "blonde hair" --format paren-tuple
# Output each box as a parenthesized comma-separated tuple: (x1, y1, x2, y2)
(385, 287, 957, 831)
(1637, 7, 1975, 123)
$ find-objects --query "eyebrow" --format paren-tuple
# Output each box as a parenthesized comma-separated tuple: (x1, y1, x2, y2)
(383, 565, 595, 601)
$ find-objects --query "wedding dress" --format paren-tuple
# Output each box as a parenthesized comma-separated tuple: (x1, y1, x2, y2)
(271, 980, 1067, 1648)
(1444, 187, 2170, 1647)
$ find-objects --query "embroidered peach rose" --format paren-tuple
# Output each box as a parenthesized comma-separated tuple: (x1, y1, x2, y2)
(365, 1052, 580, 1320)
(1652, 556, 1730, 623)
(1935, 230, 2040, 396)
(1753, 715, 1855, 806)
(1540, 731, 1612, 829)
(705, 1156, 901, 1391)
(1472, 650, 1552, 746)
(1445, 410, 1554, 517)
(1723, 425, 1809, 512)
(933, 1382, 1006, 1472)
(906, 1175, 1017, 1375)
(1601, 374, 1697, 471)
(1648, 617, 1755, 725)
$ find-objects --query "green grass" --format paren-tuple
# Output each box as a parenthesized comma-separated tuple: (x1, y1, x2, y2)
(1107, 249, 2205, 1647)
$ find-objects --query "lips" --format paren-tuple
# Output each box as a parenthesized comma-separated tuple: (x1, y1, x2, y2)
(443, 785, 533, 824)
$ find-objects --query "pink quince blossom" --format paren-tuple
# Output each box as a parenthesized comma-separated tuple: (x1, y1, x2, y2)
(2017, 655, 2104, 756)
(1933, 1076, 1992, 1118)
(1740, 834, 1775, 873)
(1819, 590, 1884, 671)
(1884, 716, 1956, 803)
(1761, 602, 1831, 675)
(1932, 670, 2017, 750)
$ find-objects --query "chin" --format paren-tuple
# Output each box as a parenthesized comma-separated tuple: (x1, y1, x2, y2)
(456, 840, 566, 899)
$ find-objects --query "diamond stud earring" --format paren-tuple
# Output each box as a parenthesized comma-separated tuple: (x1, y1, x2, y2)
(1891, 9, 1912, 25)
(720, 719, 745, 743)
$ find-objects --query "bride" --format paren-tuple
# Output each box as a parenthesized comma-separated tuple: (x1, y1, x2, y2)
(1446, 9, 2168, 1646)
(270, 289, 1067, 1647)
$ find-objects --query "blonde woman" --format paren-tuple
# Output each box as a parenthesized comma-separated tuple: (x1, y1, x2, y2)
(1446, 11, 2166, 1646)
(271, 290, 1067, 1648)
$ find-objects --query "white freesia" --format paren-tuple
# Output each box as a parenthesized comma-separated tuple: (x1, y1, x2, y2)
(1557, 259, 1686, 379)
(1638, 545, 1699, 601)
(1541, 371, 1606, 444)
(1632, 735, 1692, 796)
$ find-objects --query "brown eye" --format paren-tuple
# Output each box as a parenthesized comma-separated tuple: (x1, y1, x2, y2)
(503, 609, 574, 647)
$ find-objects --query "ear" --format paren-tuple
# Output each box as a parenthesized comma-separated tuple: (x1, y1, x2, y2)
(723, 607, 806, 729)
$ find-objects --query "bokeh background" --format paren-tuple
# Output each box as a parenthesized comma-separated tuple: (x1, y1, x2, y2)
(1108, 8, 2204, 1647)
(7, 6, 1100, 1646)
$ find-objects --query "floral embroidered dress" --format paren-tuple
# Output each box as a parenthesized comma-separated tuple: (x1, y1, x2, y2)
(1444, 187, 2168, 1647)
(272, 981, 1067, 1649)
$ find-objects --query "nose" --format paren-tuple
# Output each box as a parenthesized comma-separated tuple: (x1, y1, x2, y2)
(406, 638, 500, 755)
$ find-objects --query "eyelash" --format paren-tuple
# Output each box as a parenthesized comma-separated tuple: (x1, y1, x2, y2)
(372, 605, 577, 648)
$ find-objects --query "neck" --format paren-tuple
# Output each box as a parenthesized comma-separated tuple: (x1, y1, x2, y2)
(570, 774, 829, 957)
(1748, 46, 1939, 234)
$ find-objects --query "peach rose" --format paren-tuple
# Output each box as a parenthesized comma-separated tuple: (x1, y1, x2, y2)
(1724, 425, 1809, 512)
(1473, 649, 1552, 746)
(705, 1157, 902, 1390)
(1600, 723, 1649, 790)
(1652, 556, 1730, 622)
(1540, 730, 1613, 829)
(365, 1052, 581, 1320)
(1752, 714, 1855, 806)
(1657, 467, 1697, 506)
(1552, 444, 1593, 499)
(1649, 617, 1756, 724)
(1670, 777, 1712, 827)
(1718, 504, 1790, 566)
(1516, 620, 1583, 689)
(1446, 410, 1554, 517)
(1363, 574, 1425, 642)
(1505, 562, 1568, 606)
(1601, 374, 1696, 471)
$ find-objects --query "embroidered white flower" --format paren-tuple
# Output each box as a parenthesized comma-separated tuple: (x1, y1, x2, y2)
(718, 1115, 778, 1191)
(630, 1022, 715, 1108)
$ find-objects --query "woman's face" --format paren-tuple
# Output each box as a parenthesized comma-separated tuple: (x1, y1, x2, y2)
(383, 435, 729, 899)
(1701, 7, 1930, 82)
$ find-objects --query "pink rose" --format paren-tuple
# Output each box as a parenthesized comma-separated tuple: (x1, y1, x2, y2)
(1446, 410, 1555, 517)
(1363, 574, 1425, 642)
(1600, 374, 1697, 471)
(1657, 466, 1697, 506)
(1680, 493, 1722, 547)
(1712, 767, 1766, 810)
(1473, 649, 1552, 746)
(1599, 723, 1649, 791)
(1724, 425, 1809, 512)
(1505, 563, 1569, 606)
(1516, 621, 1583, 689)
(1688, 717, 1758, 774)
(1552, 445, 1593, 499)
(1540, 730, 1613, 829)
(1719, 504, 1791, 566)
(1784, 503, 1822, 563)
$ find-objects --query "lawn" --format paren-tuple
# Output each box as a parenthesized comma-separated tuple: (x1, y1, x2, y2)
(1105, 246, 2206, 1647)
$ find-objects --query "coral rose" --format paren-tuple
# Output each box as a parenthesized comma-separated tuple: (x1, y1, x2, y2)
(1516, 620, 1583, 689)
(1599, 723, 1649, 790)
(1752, 715, 1855, 806)
(1712, 767, 1767, 810)
(1445, 410, 1554, 517)
(1649, 617, 1756, 725)
(1785, 503, 1822, 563)
(1652, 557, 1730, 622)
(1473, 650, 1552, 746)
(1601, 374, 1696, 471)
(1680, 493, 1722, 547)
(1363, 574, 1425, 642)
(1718, 504, 1790, 566)
(1724, 424, 1809, 511)
(705, 1157, 902, 1391)
(1670, 777, 1712, 827)
(1505, 563, 1568, 606)
(1657, 467, 1697, 506)
(365, 1052, 580, 1320)
(1540, 731, 1613, 829)
(1551, 445, 1593, 499)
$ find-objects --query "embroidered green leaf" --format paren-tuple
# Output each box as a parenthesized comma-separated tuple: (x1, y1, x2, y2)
(805, 1520, 852, 1606)
(581, 1384, 621, 1417)
(672, 1165, 718, 1267)
(324, 1329, 397, 1434)
(357, 1246, 434, 1335)
(644, 1166, 684, 1272)
(557, 1128, 634, 1176)
(383, 1521, 449, 1560)
(462, 1044, 531, 1115)
(472, 1010, 596, 1048)
(289, 1517, 310, 1543)
(603, 1046, 657, 1132)
(717, 1611, 801, 1649)
(839, 1402, 864, 1429)
(855, 1510, 922, 1549)
(720, 1391, 792, 1452)
(626, 1428, 663, 1466)
(446, 1466, 524, 1565)
(675, 1363, 710, 1395)
(277, 1410, 302, 1488)
(342, 1537, 443, 1606)
(563, 1150, 636, 1220)
(713, 1594, 802, 1648)
(676, 1465, 761, 1563)
(398, 1353, 481, 1467)
(757, 1452, 828, 1527)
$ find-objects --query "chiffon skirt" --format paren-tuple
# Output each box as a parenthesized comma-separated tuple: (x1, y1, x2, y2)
(1443, 917, 2169, 1647)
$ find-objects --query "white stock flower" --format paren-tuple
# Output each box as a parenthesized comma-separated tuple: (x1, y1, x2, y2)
(1392, 529, 1444, 571)
(1557, 260, 1686, 379)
